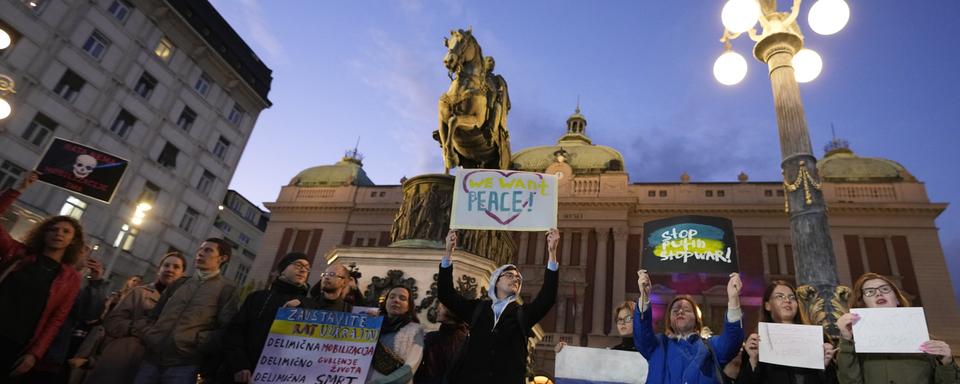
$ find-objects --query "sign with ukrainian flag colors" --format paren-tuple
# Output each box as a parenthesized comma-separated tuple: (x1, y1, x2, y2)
(641, 215, 739, 274)
(450, 168, 559, 231)
(252, 308, 382, 384)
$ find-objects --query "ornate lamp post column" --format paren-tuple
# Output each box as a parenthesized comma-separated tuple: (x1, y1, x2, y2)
(713, 0, 852, 333)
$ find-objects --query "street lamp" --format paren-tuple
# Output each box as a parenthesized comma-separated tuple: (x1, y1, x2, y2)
(712, 0, 850, 334)
(0, 74, 15, 120)
(104, 202, 152, 278)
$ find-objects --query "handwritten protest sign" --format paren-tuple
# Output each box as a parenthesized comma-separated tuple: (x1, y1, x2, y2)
(450, 168, 558, 231)
(35, 138, 128, 203)
(641, 215, 739, 274)
(758, 322, 825, 370)
(555, 346, 647, 384)
(851, 307, 929, 353)
(253, 308, 382, 384)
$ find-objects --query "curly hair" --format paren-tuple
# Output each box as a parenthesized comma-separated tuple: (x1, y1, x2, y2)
(22, 215, 85, 266)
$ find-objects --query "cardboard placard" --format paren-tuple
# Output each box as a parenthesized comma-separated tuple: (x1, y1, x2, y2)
(450, 168, 558, 231)
(35, 138, 128, 203)
(641, 215, 739, 274)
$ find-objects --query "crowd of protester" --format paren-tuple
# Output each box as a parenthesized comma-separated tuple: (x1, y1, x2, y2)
(1, 171, 957, 383)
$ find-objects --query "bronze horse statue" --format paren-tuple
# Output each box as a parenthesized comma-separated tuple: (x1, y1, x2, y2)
(435, 28, 511, 172)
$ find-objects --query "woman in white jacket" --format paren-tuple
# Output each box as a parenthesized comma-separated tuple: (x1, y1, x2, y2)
(368, 286, 424, 384)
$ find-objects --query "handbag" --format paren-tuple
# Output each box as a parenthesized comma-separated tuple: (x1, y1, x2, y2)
(372, 340, 405, 374)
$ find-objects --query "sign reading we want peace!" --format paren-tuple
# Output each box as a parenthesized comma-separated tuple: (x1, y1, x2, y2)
(450, 168, 559, 231)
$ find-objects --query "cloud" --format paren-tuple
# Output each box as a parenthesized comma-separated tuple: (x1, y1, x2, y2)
(236, 0, 288, 66)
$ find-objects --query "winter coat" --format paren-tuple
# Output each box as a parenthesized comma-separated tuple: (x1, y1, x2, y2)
(438, 263, 558, 384)
(141, 273, 239, 367)
(0, 189, 82, 360)
(223, 278, 310, 376)
(367, 321, 425, 384)
(633, 305, 744, 384)
(836, 338, 960, 384)
(738, 348, 838, 384)
(413, 323, 469, 384)
(82, 283, 164, 384)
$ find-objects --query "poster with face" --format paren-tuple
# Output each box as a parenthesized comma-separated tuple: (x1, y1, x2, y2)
(35, 138, 128, 203)
(641, 215, 739, 274)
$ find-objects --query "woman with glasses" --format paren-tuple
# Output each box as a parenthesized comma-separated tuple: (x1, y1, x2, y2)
(633, 269, 744, 384)
(836, 273, 959, 384)
(221, 252, 313, 383)
(738, 280, 838, 384)
(554, 300, 638, 354)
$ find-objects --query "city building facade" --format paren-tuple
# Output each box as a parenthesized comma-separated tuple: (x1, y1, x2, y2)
(0, 0, 272, 287)
(207, 189, 268, 286)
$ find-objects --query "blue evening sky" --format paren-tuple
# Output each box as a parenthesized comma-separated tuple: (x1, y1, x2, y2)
(210, 1, 959, 301)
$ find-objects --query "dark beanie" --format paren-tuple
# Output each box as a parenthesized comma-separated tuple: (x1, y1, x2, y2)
(277, 252, 310, 273)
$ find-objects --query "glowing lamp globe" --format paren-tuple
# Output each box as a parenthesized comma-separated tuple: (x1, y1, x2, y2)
(721, 0, 761, 34)
(808, 0, 850, 35)
(713, 50, 748, 86)
(0, 29, 11, 50)
(0, 98, 10, 120)
(792, 48, 823, 83)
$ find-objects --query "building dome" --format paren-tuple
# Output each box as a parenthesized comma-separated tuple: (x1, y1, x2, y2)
(818, 147, 916, 183)
(512, 106, 625, 174)
(289, 150, 375, 187)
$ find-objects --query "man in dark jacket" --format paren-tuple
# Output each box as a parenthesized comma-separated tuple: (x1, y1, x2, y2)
(438, 228, 559, 384)
(309, 263, 353, 312)
(223, 252, 312, 384)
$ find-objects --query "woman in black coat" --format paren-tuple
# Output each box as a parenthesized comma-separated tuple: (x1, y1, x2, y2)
(222, 253, 313, 383)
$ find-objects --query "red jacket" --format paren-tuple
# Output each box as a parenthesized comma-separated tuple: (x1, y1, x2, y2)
(0, 189, 81, 359)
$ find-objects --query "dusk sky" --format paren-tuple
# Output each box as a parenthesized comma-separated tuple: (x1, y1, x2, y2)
(210, 1, 960, 300)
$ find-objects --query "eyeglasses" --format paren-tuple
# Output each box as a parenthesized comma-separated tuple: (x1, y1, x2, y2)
(288, 262, 310, 272)
(772, 293, 797, 302)
(616, 315, 633, 325)
(862, 285, 893, 298)
(319, 272, 346, 279)
(499, 272, 523, 282)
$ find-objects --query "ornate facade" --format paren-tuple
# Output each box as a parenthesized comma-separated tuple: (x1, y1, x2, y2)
(248, 109, 957, 377)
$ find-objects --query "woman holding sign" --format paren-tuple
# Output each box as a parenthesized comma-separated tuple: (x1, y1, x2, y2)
(368, 285, 425, 384)
(738, 280, 838, 384)
(633, 269, 744, 384)
(0, 171, 85, 379)
(836, 273, 959, 384)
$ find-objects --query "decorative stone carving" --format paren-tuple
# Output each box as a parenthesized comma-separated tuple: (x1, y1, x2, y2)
(363, 269, 419, 311)
(419, 273, 484, 323)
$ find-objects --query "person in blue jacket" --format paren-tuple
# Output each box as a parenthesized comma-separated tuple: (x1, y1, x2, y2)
(633, 269, 744, 384)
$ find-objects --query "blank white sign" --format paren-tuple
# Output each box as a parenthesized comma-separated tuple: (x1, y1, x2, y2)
(758, 322, 826, 370)
(851, 307, 929, 353)
(555, 345, 647, 384)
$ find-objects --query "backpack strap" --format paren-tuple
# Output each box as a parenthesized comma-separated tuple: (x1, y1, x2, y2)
(700, 337, 724, 382)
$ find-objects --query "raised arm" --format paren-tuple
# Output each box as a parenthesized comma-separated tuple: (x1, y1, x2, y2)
(437, 230, 479, 322)
(633, 269, 660, 359)
(519, 228, 560, 325)
(0, 171, 38, 261)
(710, 272, 745, 365)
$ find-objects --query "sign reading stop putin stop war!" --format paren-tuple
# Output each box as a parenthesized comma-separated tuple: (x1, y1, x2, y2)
(450, 168, 558, 231)
(252, 308, 382, 384)
(641, 215, 740, 274)
(34, 138, 129, 203)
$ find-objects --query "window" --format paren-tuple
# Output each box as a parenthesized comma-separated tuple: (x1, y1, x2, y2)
(107, 0, 132, 23)
(176, 106, 196, 131)
(705, 190, 713, 197)
(659, 190, 667, 197)
(157, 142, 179, 168)
(59, 196, 87, 219)
(194, 73, 211, 96)
(234, 264, 250, 285)
(53, 70, 86, 102)
(179, 207, 199, 233)
(212, 136, 230, 160)
(110, 109, 136, 138)
(22, 113, 57, 147)
(227, 103, 245, 126)
(239, 232, 251, 245)
(370, 191, 377, 198)
(114, 224, 138, 251)
(0, 160, 25, 191)
(214, 218, 232, 233)
(197, 170, 215, 194)
(133, 71, 157, 99)
(717, 190, 725, 197)
(776, 190, 785, 197)
(648, 190, 656, 197)
(82, 30, 110, 60)
(154, 37, 174, 63)
(138, 181, 160, 203)
(379, 191, 385, 197)
(764, 190, 773, 197)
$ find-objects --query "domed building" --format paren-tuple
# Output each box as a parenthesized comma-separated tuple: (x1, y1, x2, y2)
(249, 110, 958, 378)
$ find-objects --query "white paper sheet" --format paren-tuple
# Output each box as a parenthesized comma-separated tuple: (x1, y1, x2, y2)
(555, 345, 647, 384)
(758, 322, 826, 370)
(851, 307, 929, 353)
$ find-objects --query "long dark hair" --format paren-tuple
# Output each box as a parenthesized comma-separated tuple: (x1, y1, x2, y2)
(23, 215, 85, 266)
(760, 280, 807, 324)
(379, 286, 420, 323)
